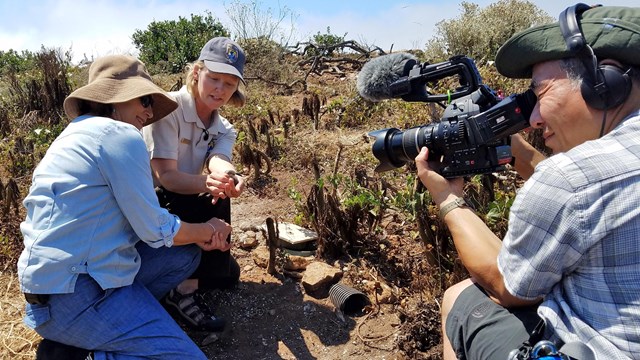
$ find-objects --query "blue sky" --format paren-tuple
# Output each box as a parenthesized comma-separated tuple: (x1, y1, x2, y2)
(1, 0, 638, 63)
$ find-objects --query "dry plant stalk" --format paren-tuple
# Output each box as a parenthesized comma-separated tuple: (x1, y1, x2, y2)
(265, 217, 278, 275)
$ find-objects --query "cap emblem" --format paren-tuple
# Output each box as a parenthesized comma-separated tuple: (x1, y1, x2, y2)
(226, 44, 239, 64)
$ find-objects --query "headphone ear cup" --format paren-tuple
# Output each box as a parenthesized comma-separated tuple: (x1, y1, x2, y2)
(581, 64, 632, 110)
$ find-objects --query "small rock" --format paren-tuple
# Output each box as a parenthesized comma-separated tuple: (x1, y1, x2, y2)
(201, 333, 219, 346)
(252, 246, 270, 268)
(283, 255, 312, 271)
(364, 280, 398, 304)
(239, 224, 260, 232)
(301, 262, 343, 292)
(238, 231, 259, 249)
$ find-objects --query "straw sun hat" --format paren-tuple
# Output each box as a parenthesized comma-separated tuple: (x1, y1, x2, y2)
(63, 55, 178, 125)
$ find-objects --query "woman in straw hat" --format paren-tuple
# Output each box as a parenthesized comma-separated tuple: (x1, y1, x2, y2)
(18, 54, 226, 359)
(143, 37, 247, 331)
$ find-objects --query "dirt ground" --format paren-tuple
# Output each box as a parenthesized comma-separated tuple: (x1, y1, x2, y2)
(186, 169, 439, 360)
(0, 167, 442, 360)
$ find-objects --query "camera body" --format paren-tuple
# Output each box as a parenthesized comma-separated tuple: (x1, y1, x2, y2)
(368, 55, 536, 178)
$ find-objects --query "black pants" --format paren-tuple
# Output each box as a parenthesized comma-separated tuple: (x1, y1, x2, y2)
(156, 188, 240, 290)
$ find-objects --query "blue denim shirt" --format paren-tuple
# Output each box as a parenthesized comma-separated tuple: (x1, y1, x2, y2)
(18, 115, 181, 294)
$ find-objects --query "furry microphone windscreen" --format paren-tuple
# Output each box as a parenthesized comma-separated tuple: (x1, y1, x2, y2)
(356, 53, 417, 102)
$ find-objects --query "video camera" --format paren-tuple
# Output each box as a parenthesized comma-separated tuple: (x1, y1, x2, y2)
(361, 54, 537, 178)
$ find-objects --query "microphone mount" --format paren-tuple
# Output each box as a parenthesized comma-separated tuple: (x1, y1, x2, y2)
(389, 55, 484, 103)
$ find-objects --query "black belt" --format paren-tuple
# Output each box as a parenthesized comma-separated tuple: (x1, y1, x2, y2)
(24, 293, 50, 305)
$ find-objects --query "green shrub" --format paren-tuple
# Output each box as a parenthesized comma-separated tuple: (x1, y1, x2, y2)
(132, 12, 229, 74)
(309, 27, 347, 56)
(424, 0, 553, 63)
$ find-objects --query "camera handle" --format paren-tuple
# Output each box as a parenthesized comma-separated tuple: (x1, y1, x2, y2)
(389, 56, 483, 103)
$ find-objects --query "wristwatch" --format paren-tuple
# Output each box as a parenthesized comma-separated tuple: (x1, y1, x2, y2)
(439, 197, 469, 219)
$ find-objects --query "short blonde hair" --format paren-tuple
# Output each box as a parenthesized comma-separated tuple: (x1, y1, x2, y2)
(185, 60, 246, 108)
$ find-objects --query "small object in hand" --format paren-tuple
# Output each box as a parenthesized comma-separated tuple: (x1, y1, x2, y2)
(225, 169, 240, 184)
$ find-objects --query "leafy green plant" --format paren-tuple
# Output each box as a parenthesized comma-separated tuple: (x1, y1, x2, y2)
(332, 173, 384, 226)
(308, 27, 347, 57)
(286, 181, 311, 227)
(132, 12, 228, 73)
(0, 120, 65, 178)
(0, 49, 36, 77)
(385, 173, 426, 222)
(485, 191, 515, 227)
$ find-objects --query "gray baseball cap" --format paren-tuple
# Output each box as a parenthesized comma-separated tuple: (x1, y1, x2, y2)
(198, 37, 246, 83)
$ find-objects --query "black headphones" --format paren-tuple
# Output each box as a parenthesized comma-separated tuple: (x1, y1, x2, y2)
(559, 3, 632, 110)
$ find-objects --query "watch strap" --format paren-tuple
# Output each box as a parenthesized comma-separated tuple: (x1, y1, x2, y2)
(439, 197, 468, 219)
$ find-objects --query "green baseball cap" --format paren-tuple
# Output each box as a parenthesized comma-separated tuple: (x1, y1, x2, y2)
(495, 5, 640, 79)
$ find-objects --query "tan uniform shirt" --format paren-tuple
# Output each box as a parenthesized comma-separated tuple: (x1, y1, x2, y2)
(143, 86, 236, 184)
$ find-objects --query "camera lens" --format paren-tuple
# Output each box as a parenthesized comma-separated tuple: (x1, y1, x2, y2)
(370, 120, 465, 172)
(370, 125, 432, 172)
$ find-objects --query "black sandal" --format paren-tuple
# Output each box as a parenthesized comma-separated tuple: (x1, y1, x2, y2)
(165, 289, 226, 332)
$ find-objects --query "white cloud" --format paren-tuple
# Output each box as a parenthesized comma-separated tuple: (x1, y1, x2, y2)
(1, 0, 228, 62)
(2, 0, 639, 63)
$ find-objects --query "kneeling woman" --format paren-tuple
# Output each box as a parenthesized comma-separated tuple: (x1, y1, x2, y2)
(18, 55, 230, 359)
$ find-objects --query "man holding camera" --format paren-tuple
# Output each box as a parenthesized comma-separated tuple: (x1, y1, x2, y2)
(416, 4, 640, 359)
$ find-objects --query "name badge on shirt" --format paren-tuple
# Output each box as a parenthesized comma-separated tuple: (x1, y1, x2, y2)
(180, 138, 191, 145)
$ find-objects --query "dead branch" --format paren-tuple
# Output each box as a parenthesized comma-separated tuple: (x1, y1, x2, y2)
(244, 75, 307, 91)
(265, 217, 278, 275)
(249, 39, 386, 91)
(287, 40, 386, 58)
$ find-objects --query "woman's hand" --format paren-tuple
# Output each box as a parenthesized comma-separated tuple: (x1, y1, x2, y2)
(204, 171, 232, 204)
(415, 147, 464, 207)
(224, 170, 245, 198)
(204, 170, 245, 204)
(198, 217, 232, 252)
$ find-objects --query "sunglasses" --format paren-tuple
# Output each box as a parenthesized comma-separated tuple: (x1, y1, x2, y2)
(139, 95, 154, 109)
